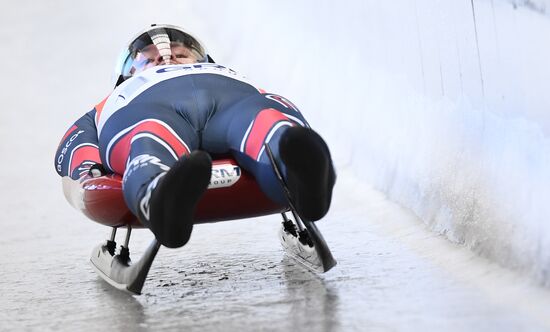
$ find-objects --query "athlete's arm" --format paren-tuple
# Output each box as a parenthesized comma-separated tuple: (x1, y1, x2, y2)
(54, 109, 102, 179)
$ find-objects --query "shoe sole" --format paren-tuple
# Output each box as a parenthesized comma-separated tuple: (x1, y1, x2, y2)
(149, 151, 212, 248)
(279, 127, 335, 221)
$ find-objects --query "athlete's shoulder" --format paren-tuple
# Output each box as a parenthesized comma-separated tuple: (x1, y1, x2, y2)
(115, 63, 254, 96)
(138, 62, 246, 82)
(92, 93, 111, 120)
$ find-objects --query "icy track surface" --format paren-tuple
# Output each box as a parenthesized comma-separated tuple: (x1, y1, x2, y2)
(2, 172, 550, 331)
(2, 1, 550, 331)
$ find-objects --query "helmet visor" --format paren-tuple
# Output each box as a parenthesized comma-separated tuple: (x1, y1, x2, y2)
(120, 27, 207, 78)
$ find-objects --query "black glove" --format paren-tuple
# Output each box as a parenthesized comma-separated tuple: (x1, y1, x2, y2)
(88, 163, 108, 178)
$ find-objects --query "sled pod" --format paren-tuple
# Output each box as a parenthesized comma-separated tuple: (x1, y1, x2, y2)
(63, 158, 287, 228)
(62, 154, 336, 295)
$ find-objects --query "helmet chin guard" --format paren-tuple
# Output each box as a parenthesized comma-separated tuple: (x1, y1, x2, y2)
(113, 24, 214, 87)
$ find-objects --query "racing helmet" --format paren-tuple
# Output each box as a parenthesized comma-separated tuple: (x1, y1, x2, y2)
(113, 24, 214, 86)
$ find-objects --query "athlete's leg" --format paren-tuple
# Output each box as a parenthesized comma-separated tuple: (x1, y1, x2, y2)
(98, 101, 211, 247)
(203, 93, 335, 221)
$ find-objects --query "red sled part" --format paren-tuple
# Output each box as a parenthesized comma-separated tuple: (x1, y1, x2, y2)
(62, 158, 287, 228)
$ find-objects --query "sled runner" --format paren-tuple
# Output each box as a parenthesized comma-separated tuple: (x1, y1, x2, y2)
(63, 148, 336, 295)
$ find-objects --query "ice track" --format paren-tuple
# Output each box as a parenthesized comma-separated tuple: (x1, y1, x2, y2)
(2, 170, 550, 331)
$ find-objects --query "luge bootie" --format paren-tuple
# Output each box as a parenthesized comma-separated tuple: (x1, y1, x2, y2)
(279, 127, 336, 222)
(139, 151, 212, 248)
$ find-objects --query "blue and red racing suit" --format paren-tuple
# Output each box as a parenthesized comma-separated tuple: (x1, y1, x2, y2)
(54, 63, 309, 216)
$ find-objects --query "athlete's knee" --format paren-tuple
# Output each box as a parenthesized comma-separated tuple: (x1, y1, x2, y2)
(240, 108, 306, 162)
(104, 119, 191, 174)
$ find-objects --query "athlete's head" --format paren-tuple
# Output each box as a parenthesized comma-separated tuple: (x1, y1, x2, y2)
(113, 24, 213, 86)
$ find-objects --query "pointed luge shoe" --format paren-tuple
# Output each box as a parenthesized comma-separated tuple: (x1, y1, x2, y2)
(279, 127, 336, 222)
(147, 151, 212, 248)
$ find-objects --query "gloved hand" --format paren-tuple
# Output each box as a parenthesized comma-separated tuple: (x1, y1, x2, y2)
(88, 163, 108, 178)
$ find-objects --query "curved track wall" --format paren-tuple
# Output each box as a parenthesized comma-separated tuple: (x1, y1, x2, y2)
(183, 0, 550, 284)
